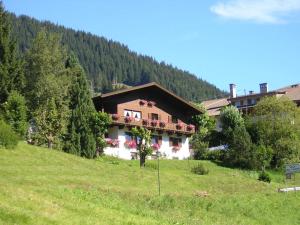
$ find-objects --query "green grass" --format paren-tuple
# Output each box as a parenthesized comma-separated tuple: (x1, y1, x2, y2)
(1, 142, 300, 225)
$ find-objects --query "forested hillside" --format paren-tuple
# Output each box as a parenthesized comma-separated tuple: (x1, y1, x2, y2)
(9, 13, 226, 101)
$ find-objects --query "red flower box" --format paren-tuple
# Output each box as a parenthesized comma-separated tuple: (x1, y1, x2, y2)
(187, 124, 195, 131)
(124, 116, 133, 123)
(159, 121, 166, 128)
(111, 114, 119, 121)
(151, 120, 158, 127)
(139, 100, 147, 105)
(151, 143, 160, 150)
(105, 138, 119, 147)
(142, 119, 149, 125)
(124, 140, 137, 149)
(176, 123, 183, 130)
(147, 101, 156, 107)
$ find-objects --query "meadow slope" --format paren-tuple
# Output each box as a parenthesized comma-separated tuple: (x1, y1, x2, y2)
(0, 143, 299, 225)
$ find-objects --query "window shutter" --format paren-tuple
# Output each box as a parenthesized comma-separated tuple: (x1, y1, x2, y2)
(158, 136, 162, 145)
(179, 138, 182, 147)
(158, 114, 161, 120)
(169, 137, 173, 147)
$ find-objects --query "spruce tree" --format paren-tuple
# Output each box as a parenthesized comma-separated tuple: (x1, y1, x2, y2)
(0, 2, 24, 103)
(34, 97, 61, 148)
(25, 30, 70, 148)
(4, 91, 27, 137)
(64, 55, 96, 158)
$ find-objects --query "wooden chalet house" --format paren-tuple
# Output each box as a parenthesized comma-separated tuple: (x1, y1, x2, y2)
(93, 82, 202, 160)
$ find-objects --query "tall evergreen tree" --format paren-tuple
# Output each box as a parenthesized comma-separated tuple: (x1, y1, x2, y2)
(34, 97, 62, 148)
(25, 30, 70, 148)
(0, 2, 24, 103)
(9, 13, 227, 102)
(4, 91, 27, 137)
(64, 55, 96, 158)
(24, 30, 68, 112)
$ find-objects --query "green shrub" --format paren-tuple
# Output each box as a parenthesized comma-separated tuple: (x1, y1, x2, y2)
(0, 120, 18, 149)
(206, 150, 225, 161)
(258, 171, 271, 183)
(191, 163, 209, 175)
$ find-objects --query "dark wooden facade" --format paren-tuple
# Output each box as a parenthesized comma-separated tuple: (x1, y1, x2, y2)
(93, 82, 202, 135)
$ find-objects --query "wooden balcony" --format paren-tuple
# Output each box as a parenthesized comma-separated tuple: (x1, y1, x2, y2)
(110, 115, 195, 135)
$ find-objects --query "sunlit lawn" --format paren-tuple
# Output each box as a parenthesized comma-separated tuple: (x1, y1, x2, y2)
(0, 142, 300, 225)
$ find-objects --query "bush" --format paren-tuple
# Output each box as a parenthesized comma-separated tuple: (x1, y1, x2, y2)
(206, 150, 225, 162)
(258, 171, 271, 183)
(191, 163, 209, 175)
(0, 120, 18, 149)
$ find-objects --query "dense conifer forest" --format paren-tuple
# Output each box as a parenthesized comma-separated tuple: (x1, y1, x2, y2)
(9, 13, 226, 102)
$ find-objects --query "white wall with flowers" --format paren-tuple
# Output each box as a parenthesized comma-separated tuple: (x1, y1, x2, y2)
(103, 126, 191, 160)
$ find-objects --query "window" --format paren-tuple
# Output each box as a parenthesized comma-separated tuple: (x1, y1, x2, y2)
(125, 132, 133, 141)
(247, 99, 252, 105)
(171, 116, 178, 123)
(169, 137, 182, 147)
(240, 100, 244, 106)
(132, 111, 141, 121)
(125, 132, 141, 144)
(151, 113, 159, 120)
(124, 110, 132, 117)
(124, 110, 141, 121)
(151, 135, 162, 145)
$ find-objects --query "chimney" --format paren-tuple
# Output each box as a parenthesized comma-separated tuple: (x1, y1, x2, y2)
(249, 90, 254, 95)
(229, 84, 237, 98)
(259, 83, 268, 93)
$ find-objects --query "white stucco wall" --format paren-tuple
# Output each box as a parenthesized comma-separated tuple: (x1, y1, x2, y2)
(103, 126, 191, 160)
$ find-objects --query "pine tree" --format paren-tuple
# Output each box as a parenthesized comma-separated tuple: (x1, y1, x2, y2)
(64, 55, 96, 158)
(24, 30, 68, 112)
(35, 97, 62, 148)
(0, 2, 24, 103)
(25, 30, 70, 148)
(4, 91, 27, 137)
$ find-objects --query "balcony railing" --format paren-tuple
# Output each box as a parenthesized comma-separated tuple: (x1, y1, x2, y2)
(110, 115, 195, 135)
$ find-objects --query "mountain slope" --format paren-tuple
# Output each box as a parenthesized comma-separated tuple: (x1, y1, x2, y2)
(10, 13, 226, 102)
(0, 142, 299, 225)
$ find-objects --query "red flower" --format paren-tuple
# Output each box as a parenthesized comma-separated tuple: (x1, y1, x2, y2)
(124, 140, 137, 149)
(105, 138, 119, 147)
(111, 114, 119, 121)
(142, 119, 149, 125)
(159, 121, 166, 128)
(139, 100, 147, 105)
(176, 123, 183, 130)
(124, 116, 133, 123)
(151, 143, 160, 150)
(105, 138, 112, 145)
(151, 120, 158, 127)
(147, 101, 156, 107)
(187, 124, 195, 131)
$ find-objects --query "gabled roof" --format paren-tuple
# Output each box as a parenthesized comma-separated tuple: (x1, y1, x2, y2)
(93, 82, 203, 114)
(275, 83, 300, 101)
(202, 98, 230, 110)
(202, 97, 230, 116)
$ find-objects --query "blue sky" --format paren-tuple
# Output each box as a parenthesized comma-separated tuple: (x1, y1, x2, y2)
(4, 0, 300, 94)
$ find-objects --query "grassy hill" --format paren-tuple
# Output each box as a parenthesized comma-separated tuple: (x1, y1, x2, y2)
(0, 143, 300, 225)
